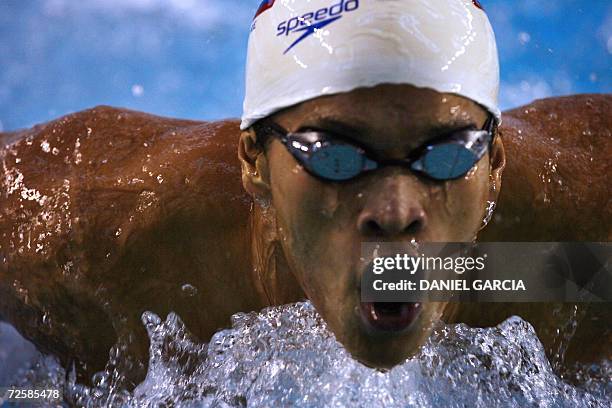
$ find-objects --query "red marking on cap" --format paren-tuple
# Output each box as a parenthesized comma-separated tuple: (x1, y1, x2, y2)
(254, 0, 275, 20)
(472, 0, 484, 10)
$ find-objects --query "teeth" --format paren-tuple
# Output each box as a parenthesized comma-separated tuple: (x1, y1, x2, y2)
(361, 302, 423, 332)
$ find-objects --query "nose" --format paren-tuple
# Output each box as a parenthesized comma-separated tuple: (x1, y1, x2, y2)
(357, 173, 427, 238)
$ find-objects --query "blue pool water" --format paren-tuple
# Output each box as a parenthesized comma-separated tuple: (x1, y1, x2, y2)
(0, 0, 610, 131)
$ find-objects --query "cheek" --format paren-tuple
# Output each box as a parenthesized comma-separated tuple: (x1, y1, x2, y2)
(267, 145, 351, 288)
(440, 162, 490, 238)
(268, 145, 335, 240)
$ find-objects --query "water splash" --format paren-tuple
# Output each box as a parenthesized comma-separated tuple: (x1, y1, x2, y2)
(6, 302, 611, 407)
(538, 151, 562, 205)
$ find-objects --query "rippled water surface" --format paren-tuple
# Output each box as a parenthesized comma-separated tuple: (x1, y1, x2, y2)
(4, 302, 610, 407)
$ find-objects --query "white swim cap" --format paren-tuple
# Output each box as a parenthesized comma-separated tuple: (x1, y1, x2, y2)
(241, 0, 500, 130)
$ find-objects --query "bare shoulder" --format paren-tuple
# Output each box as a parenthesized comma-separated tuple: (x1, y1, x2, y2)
(0, 107, 249, 375)
(466, 95, 611, 371)
(1, 105, 245, 265)
(481, 94, 611, 241)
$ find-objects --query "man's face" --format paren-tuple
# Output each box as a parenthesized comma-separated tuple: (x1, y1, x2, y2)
(258, 84, 501, 368)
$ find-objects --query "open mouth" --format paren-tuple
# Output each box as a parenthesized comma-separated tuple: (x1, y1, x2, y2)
(359, 302, 421, 333)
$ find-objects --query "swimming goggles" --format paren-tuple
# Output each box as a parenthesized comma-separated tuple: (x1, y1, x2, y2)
(253, 116, 495, 182)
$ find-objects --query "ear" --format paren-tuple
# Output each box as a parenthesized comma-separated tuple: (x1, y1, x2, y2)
(488, 134, 506, 204)
(238, 128, 272, 199)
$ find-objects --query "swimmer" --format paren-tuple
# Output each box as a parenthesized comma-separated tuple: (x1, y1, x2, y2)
(0, 0, 610, 382)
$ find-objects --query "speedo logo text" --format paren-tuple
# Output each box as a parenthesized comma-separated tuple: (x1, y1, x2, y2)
(277, 0, 359, 54)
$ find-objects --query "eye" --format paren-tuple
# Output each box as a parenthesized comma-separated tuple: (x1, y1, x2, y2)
(309, 144, 365, 181)
(418, 144, 479, 180)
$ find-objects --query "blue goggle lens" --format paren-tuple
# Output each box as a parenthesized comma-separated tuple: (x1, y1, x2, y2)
(419, 144, 478, 180)
(309, 145, 364, 181)
(301, 142, 480, 182)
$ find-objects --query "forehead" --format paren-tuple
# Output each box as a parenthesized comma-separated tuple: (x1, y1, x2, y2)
(271, 84, 488, 134)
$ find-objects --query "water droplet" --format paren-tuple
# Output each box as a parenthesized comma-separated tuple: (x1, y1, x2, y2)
(481, 201, 496, 229)
(181, 284, 198, 297)
(141, 311, 162, 329)
(42, 311, 51, 329)
(131, 84, 145, 97)
(464, 165, 478, 179)
(41, 140, 51, 153)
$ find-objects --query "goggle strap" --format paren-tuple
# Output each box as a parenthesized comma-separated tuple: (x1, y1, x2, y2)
(363, 158, 378, 171)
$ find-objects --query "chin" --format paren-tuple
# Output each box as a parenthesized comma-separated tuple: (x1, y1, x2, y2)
(328, 300, 439, 370)
(345, 328, 428, 370)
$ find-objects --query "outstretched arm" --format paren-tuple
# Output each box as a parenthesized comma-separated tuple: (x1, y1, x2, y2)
(482, 94, 611, 242)
(0, 107, 256, 380)
(456, 94, 611, 371)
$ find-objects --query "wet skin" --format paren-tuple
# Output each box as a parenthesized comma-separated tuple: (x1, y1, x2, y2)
(239, 85, 500, 368)
(0, 88, 610, 383)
